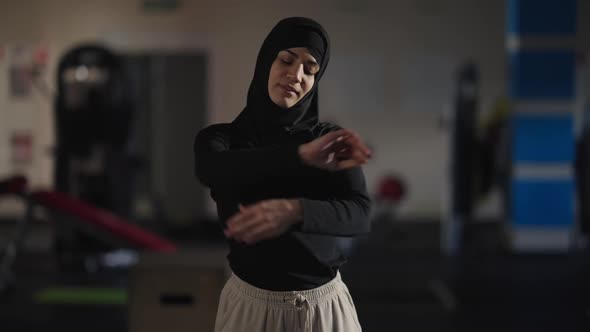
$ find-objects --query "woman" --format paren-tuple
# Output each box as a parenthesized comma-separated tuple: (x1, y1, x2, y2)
(194, 17, 372, 331)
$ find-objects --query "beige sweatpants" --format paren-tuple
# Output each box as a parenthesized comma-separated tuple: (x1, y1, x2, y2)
(214, 272, 362, 332)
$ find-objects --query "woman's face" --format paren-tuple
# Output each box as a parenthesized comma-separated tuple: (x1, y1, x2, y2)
(267, 47, 320, 109)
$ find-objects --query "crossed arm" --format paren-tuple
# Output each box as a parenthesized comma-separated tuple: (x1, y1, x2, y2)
(194, 124, 372, 244)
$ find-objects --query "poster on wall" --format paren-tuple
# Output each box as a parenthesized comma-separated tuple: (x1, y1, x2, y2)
(9, 45, 33, 98)
(7, 44, 49, 98)
(9, 66, 32, 97)
(11, 131, 33, 166)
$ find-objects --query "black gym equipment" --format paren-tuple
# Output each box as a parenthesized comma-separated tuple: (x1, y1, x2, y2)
(55, 44, 135, 216)
(445, 61, 480, 256)
(53, 44, 137, 267)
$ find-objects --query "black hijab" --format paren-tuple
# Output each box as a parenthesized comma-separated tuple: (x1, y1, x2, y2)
(232, 17, 331, 145)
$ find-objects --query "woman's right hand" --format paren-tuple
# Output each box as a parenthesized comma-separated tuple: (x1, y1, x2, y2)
(298, 129, 372, 171)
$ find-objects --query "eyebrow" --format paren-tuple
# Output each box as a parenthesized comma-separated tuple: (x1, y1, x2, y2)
(285, 49, 319, 67)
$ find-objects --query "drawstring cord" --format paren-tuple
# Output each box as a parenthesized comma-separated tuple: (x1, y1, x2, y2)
(285, 293, 312, 331)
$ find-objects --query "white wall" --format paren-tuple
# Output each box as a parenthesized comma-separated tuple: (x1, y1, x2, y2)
(0, 0, 508, 219)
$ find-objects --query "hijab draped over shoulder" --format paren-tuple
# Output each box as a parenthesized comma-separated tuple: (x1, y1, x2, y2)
(232, 17, 333, 145)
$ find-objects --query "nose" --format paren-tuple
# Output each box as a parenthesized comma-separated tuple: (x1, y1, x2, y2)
(286, 63, 304, 82)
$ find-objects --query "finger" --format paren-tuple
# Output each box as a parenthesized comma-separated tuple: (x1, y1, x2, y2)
(339, 131, 370, 154)
(260, 200, 273, 209)
(229, 200, 267, 224)
(228, 211, 267, 239)
(351, 148, 369, 164)
(321, 135, 350, 151)
(226, 208, 251, 228)
(243, 208, 291, 244)
(241, 221, 277, 244)
(324, 138, 350, 153)
(319, 129, 353, 150)
(282, 199, 294, 211)
(333, 142, 360, 159)
(336, 159, 363, 170)
(233, 200, 274, 223)
(229, 210, 263, 234)
(238, 208, 285, 243)
(334, 148, 352, 160)
(325, 152, 335, 164)
(324, 129, 353, 140)
(334, 150, 353, 162)
(326, 135, 371, 161)
(333, 144, 366, 164)
(226, 208, 259, 233)
(344, 135, 372, 157)
(333, 156, 364, 169)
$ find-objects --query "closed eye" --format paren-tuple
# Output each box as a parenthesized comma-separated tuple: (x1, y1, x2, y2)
(306, 65, 319, 75)
(283, 50, 320, 75)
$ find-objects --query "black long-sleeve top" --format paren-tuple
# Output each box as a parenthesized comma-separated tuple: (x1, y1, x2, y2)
(194, 123, 371, 291)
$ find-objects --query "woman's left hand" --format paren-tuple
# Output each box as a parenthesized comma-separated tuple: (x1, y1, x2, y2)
(224, 199, 302, 244)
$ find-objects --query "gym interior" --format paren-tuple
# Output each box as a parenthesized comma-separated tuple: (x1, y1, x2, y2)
(1, 0, 590, 331)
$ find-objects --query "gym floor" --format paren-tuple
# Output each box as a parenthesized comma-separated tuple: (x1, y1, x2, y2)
(1, 218, 590, 332)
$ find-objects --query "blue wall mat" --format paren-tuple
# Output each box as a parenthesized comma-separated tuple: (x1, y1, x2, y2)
(507, 0, 576, 36)
(509, 50, 575, 99)
(512, 114, 574, 162)
(512, 179, 574, 226)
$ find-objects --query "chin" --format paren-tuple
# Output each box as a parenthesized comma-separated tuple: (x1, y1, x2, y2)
(283, 100, 297, 108)
(271, 96, 296, 109)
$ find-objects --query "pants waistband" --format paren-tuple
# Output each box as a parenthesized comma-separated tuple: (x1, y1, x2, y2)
(227, 272, 343, 308)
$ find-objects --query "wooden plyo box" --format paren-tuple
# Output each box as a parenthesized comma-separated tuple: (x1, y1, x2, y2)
(128, 250, 229, 332)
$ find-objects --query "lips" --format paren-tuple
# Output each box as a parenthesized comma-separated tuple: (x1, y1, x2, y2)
(280, 85, 298, 96)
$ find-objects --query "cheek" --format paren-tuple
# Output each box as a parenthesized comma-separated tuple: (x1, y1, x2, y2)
(268, 63, 280, 84)
(268, 72, 276, 87)
(302, 77, 315, 95)
(268, 70, 279, 94)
